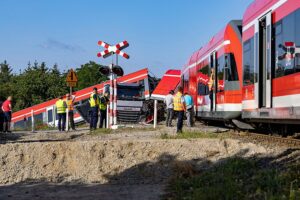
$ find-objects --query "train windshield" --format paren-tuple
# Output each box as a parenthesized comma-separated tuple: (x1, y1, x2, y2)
(117, 85, 145, 100)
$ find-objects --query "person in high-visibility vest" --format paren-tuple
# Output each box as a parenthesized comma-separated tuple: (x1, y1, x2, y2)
(99, 92, 109, 129)
(66, 93, 76, 131)
(89, 87, 99, 130)
(173, 86, 186, 133)
(184, 92, 194, 127)
(56, 96, 67, 132)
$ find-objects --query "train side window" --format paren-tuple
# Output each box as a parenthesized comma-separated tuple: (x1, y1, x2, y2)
(199, 65, 209, 76)
(295, 54, 300, 72)
(104, 84, 110, 95)
(217, 56, 224, 81)
(48, 109, 53, 123)
(225, 53, 239, 81)
(197, 83, 209, 96)
(243, 39, 255, 85)
(275, 10, 300, 78)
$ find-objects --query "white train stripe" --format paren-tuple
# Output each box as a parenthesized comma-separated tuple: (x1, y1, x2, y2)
(119, 73, 148, 84)
(242, 100, 257, 110)
(183, 40, 231, 74)
(164, 74, 181, 78)
(197, 103, 242, 112)
(151, 94, 166, 99)
(273, 94, 300, 108)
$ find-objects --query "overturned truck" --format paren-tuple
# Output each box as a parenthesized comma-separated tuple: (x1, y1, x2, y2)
(76, 68, 164, 124)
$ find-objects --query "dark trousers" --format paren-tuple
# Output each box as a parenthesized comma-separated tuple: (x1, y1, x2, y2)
(0, 112, 4, 132)
(90, 107, 99, 129)
(176, 111, 184, 133)
(99, 109, 107, 128)
(58, 113, 66, 131)
(166, 108, 174, 127)
(68, 111, 75, 130)
(3, 111, 12, 132)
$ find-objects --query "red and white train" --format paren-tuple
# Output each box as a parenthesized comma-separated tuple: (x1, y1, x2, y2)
(11, 68, 152, 129)
(179, 0, 300, 132)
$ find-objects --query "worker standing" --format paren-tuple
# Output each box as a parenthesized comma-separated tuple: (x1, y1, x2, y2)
(0, 99, 4, 133)
(56, 96, 67, 132)
(173, 87, 185, 133)
(99, 92, 109, 129)
(164, 90, 174, 127)
(2, 96, 13, 133)
(184, 92, 194, 127)
(66, 93, 76, 131)
(89, 87, 99, 130)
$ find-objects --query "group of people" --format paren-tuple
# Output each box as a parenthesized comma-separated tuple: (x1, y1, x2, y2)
(164, 86, 194, 133)
(0, 96, 12, 133)
(89, 87, 110, 130)
(55, 93, 76, 132)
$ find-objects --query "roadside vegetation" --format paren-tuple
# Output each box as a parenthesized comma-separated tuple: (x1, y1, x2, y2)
(0, 60, 107, 112)
(89, 126, 156, 135)
(160, 131, 231, 140)
(167, 157, 300, 200)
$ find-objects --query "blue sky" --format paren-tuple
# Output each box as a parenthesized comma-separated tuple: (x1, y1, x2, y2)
(0, 0, 253, 77)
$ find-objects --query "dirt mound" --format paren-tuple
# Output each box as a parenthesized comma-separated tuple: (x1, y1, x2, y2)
(0, 138, 273, 185)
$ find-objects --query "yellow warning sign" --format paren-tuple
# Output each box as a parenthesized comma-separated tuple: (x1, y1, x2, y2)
(66, 69, 78, 87)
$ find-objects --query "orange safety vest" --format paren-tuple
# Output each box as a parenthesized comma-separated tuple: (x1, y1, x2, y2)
(173, 92, 184, 111)
(66, 99, 74, 111)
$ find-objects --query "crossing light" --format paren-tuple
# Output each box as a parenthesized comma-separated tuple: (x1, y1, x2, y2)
(99, 66, 110, 76)
(112, 65, 124, 77)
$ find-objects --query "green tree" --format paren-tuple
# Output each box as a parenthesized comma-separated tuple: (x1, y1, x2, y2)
(0, 60, 108, 111)
(0, 60, 13, 101)
(12, 62, 68, 111)
(46, 64, 68, 99)
(75, 61, 108, 90)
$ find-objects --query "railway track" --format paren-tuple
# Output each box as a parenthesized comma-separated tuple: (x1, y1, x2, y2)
(232, 131, 300, 148)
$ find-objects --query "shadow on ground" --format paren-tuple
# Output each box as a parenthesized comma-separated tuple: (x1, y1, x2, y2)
(0, 149, 299, 200)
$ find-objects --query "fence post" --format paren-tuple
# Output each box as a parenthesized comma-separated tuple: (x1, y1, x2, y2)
(106, 104, 110, 129)
(31, 109, 35, 132)
(154, 100, 158, 129)
(113, 78, 117, 126)
(66, 108, 69, 132)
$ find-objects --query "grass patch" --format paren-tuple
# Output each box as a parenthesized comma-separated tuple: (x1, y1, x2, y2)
(167, 157, 300, 200)
(89, 128, 113, 135)
(160, 131, 229, 140)
(89, 126, 156, 136)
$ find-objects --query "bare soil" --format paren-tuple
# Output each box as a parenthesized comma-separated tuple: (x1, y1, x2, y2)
(0, 123, 298, 200)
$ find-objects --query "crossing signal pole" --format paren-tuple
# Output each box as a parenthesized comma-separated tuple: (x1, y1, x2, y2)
(97, 40, 130, 129)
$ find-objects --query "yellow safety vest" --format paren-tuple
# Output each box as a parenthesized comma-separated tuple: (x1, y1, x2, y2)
(90, 93, 99, 107)
(56, 99, 66, 114)
(174, 92, 184, 111)
(66, 99, 74, 111)
(99, 96, 108, 110)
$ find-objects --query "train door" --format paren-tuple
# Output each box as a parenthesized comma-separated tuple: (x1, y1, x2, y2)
(46, 106, 55, 126)
(258, 12, 272, 108)
(209, 52, 217, 111)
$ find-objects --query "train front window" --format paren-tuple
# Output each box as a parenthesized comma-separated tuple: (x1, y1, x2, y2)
(274, 9, 300, 77)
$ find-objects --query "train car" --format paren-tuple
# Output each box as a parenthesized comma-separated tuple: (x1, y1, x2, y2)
(11, 68, 151, 130)
(151, 69, 181, 101)
(182, 20, 243, 121)
(242, 0, 300, 129)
